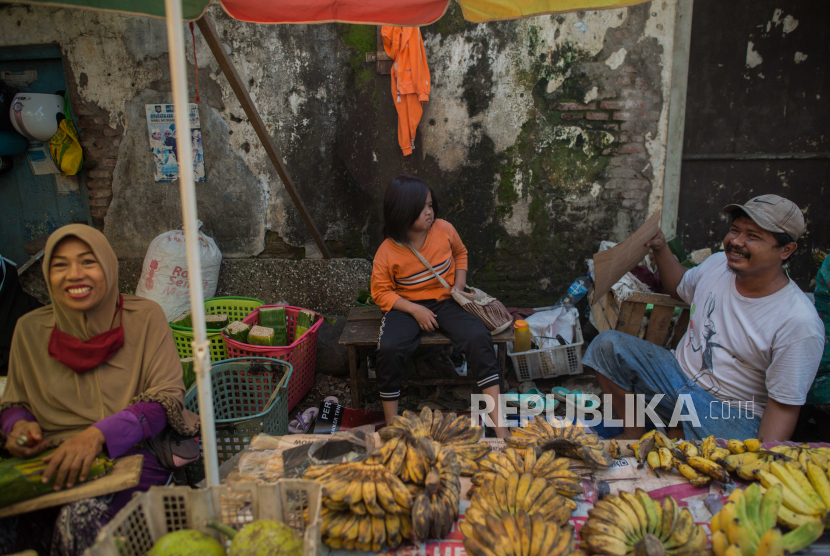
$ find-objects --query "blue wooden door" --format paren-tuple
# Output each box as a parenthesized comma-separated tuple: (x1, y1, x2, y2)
(0, 45, 91, 266)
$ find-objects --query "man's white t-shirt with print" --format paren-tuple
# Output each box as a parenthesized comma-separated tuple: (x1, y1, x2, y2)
(674, 252, 824, 417)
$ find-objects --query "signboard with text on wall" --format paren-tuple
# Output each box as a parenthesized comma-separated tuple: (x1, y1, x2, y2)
(145, 103, 205, 183)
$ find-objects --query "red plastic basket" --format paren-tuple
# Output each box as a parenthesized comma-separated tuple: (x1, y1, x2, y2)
(222, 305, 323, 411)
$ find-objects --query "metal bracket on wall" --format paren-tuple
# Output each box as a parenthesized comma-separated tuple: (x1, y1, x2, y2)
(369, 27, 393, 75)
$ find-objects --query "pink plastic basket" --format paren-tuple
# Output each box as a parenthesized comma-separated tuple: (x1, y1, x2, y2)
(222, 305, 323, 411)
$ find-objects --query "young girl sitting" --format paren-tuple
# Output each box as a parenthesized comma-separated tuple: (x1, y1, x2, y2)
(371, 174, 507, 438)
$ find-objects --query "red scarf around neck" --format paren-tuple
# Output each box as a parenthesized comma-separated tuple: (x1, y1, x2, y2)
(48, 294, 125, 373)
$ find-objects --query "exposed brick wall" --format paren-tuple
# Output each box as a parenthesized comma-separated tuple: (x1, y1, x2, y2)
(549, 64, 661, 214)
(71, 101, 123, 229)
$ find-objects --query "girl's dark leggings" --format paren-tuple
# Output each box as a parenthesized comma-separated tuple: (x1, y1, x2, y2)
(375, 298, 500, 401)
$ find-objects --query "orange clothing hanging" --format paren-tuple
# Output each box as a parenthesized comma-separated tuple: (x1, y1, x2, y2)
(382, 26, 431, 156)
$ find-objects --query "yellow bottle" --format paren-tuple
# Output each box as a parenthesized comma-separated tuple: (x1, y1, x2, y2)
(513, 320, 532, 353)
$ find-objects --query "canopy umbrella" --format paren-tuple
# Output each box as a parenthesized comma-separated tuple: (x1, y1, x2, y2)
(22, 0, 649, 23)
(17, 0, 651, 487)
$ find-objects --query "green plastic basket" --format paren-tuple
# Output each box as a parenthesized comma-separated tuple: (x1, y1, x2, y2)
(183, 356, 292, 482)
(170, 297, 263, 362)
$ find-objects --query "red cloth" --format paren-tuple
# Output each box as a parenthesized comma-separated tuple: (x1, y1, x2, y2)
(221, 0, 450, 25)
(47, 295, 125, 373)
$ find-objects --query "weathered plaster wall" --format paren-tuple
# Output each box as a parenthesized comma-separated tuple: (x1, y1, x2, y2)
(0, 1, 677, 307)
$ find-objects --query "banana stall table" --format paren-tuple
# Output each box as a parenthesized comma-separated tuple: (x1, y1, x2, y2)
(209, 432, 830, 555)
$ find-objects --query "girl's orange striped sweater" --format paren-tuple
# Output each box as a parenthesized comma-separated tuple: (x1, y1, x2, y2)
(371, 219, 468, 312)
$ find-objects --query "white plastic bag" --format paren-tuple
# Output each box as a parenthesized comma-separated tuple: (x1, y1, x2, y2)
(135, 223, 222, 321)
(524, 307, 578, 349)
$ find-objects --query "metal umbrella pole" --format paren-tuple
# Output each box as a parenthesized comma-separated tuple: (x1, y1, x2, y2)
(164, 0, 220, 487)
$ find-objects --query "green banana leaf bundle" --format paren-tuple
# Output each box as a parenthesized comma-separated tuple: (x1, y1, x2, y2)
(248, 325, 276, 347)
(204, 314, 229, 330)
(0, 449, 113, 508)
(258, 307, 287, 346)
(293, 309, 316, 343)
(170, 311, 192, 328)
(224, 320, 250, 343)
(181, 357, 195, 390)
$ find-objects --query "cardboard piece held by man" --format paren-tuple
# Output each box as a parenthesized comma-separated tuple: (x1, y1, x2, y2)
(592, 209, 662, 299)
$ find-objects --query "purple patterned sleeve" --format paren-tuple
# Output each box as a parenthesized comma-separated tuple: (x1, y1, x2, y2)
(93, 402, 168, 459)
(1, 406, 36, 436)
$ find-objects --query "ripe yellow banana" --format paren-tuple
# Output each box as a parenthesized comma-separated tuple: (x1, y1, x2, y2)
(646, 450, 661, 472)
(686, 455, 731, 483)
(658, 447, 674, 472)
(743, 438, 763, 452)
(727, 439, 747, 454)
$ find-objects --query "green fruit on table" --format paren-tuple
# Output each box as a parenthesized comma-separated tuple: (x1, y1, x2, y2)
(148, 529, 226, 556)
(209, 519, 303, 556)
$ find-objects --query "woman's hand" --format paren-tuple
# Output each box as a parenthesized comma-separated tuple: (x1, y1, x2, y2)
(42, 426, 105, 490)
(5, 420, 50, 458)
(409, 304, 439, 331)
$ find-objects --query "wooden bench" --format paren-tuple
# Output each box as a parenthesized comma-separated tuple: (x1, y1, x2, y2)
(338, 306, 515, 408)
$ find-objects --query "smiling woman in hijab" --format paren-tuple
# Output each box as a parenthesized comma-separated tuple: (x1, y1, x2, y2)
(0, 224, 199, 556)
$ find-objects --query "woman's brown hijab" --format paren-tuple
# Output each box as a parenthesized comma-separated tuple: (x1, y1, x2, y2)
(0, 225, 198, 441)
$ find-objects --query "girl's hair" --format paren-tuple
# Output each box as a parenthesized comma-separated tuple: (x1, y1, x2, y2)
(382, 174, 439, 243)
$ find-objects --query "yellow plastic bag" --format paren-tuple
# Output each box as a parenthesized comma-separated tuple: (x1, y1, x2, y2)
(49, 93, 83, 176)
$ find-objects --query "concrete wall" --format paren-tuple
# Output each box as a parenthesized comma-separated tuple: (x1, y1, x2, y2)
(0, 1, 678, 307)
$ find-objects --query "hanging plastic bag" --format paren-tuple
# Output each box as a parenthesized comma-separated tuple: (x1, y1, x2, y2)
(48, 92, 83, 176)
(135, 222, 222, 321)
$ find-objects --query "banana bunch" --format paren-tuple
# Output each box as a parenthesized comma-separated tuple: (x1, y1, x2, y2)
(630, 430, 731, 487)
(580, 489, 707, 556)
(759, 444, 830, 474)
(470, 447, 584, 499)
(710, 483, 824, 556)
(755, 460, 830, 529)
(379, 407, 487, 479)
(725, 443, 830, 483)
(411, 438, 462, 541)
(505, 416, 614, 468)
(320, 506, 413, 551)
(468, 469, 575, 527)
(305, 459, 415, 550)
(461, 508, 583, 556)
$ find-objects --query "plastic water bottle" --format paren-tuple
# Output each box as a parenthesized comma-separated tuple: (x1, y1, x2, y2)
(535, 274, 592, 311)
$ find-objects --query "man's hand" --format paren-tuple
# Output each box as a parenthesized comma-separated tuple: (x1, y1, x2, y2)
(646, 229, 668, 252)
(42, 426, 105, 490)
(409, 304, 439, 331)
(5, 420, 50, 459)
(646, 228, 687, 301)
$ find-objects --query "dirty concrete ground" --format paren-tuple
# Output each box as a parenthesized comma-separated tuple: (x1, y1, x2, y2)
(290, 367, 602, 422)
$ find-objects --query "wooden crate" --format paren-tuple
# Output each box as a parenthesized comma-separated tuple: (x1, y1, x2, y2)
(590, 290, 690, 349)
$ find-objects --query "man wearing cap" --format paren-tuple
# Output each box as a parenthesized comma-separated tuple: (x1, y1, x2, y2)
(584, 195, 824, 441)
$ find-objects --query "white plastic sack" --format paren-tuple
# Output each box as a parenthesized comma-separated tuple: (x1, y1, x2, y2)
(524, 307, 578, 350)
(135, 224, 222, 321)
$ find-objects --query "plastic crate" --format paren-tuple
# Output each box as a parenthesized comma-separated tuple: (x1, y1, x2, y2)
(508, 319, 584, 381)
(88, 480, 322, 556)
(170, 297, 263, 362)
(223, 305, 323, 412)
(184, 357, 292, 466)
